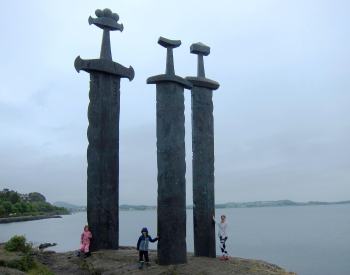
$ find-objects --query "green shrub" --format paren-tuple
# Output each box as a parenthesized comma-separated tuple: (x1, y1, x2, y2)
(5, 235, 32, 253)
(6, 254, 35, 271)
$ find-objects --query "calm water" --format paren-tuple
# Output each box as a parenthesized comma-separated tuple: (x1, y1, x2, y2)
(0, 204, 349, 275)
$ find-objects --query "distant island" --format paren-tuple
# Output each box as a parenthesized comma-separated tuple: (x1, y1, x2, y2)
(4, 191, 347, 216)
(96, 199, 350, 211)
(214, 199, 350, 209)
(53, 201, 86, 212)
(0, 189, 69, 223)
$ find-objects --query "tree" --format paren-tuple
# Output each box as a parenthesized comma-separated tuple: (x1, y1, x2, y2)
(13, 202, 28, 213)
(13, 202, 22, 213)
(28, 192, 46, 202)
(0, 204, 6, 217)
(9, 192, 20, 204)
(2, 201, 13, 214)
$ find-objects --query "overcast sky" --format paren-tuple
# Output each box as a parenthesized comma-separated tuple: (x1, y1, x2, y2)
(0, 0, 349, 205)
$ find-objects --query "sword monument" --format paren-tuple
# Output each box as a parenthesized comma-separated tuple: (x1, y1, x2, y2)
(186, 42, 219, 257)
(147, 37, 192, 265)
(74, 8, 134, 251)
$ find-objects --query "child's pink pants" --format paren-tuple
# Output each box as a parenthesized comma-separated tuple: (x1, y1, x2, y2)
(80, 243, 90, 253)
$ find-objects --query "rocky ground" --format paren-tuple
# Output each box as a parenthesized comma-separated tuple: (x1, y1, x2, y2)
(0, 245, 297, 275)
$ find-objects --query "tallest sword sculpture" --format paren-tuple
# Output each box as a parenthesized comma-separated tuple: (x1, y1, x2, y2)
(74, 8, 134, 251)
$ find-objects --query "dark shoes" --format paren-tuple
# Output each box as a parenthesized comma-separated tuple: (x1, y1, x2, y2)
(76, 250, 91, 258)
(138, 262, 150, 269)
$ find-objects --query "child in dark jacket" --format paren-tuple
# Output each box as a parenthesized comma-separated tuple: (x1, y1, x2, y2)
(136, 227, 158, 269)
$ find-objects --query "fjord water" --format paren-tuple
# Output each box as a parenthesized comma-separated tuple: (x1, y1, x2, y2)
(0, 204, 349, 275)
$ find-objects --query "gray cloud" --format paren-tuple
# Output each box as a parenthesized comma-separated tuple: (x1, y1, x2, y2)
(0, 0, 349, 204)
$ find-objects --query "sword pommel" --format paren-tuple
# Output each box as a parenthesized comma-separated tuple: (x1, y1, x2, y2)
(89, 9, 123, 32)
(190, 42, 210, 56)
(158, 37, 181, 49)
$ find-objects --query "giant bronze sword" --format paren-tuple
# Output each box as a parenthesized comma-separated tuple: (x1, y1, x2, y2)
(186, 42, 219, 258)
(147, 37, 192, 265)
(74, 8, 134, 251)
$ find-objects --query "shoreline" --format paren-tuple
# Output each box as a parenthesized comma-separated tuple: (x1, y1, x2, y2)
(0, 214, 63, 224)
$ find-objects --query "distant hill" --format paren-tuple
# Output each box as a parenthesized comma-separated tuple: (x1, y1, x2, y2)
(52, 203, 155, 211)
(52, 199, 350, 212)
(120, 204, 156, 211)
(215, 199, 350, 209)
(120, 200, 350, 210)
(53, 202, 86, 212)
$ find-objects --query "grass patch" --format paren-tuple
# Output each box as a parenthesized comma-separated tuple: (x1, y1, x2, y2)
(0, 253, 35, 272)
(79, 259, 101, 275)
(28, 262, 54, 275)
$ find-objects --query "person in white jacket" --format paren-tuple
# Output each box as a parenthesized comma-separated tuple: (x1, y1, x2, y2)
(213, 215, 229, 260)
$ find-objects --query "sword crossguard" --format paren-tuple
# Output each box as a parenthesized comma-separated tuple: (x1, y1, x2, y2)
(74, 56, 135, 81)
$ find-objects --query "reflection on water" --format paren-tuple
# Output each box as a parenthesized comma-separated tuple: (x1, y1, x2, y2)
(1, 204, 349, 275)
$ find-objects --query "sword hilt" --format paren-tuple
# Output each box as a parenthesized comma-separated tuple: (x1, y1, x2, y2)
(158, 37, 181, 75)
(88, 9, 124, 60)
(75, 9, 134, 82)
(190, 42, 210, 78)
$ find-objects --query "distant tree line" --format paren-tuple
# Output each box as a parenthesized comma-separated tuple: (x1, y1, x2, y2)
(0, 189, 69, 218)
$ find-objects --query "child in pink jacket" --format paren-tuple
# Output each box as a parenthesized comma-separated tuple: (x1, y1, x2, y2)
(80, 225, 92, 257)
